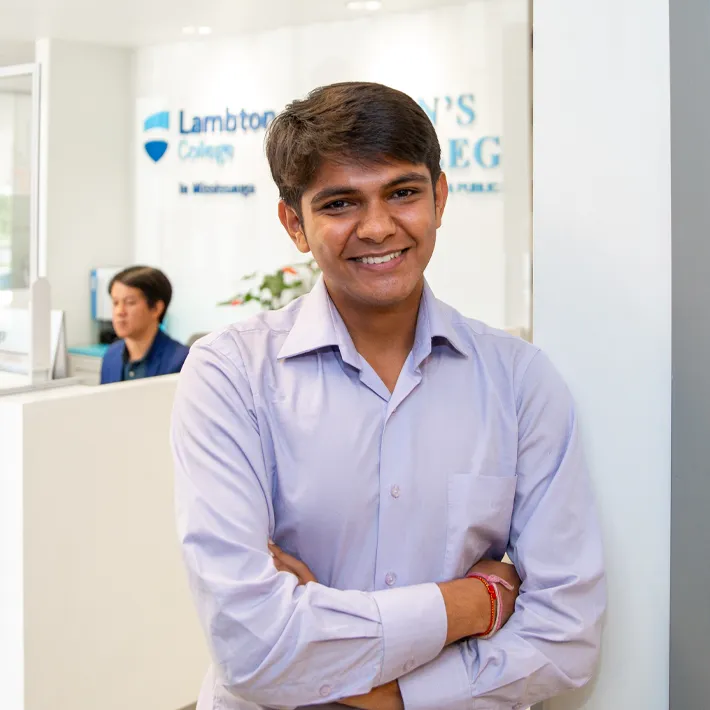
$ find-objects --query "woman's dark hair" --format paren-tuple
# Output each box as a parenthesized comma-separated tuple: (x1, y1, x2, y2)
(265, 82, 441, 219)
(108, 266, 172, 323)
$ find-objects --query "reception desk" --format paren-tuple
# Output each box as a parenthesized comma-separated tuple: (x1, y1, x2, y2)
(0, 376, 208, 710)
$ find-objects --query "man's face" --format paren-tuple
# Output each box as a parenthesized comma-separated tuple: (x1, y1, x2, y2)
(110, 282, 163, 340)
(279, 158, 447, 310)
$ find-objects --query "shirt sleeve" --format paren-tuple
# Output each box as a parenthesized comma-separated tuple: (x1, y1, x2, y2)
(398, 350, 606, 710)
(171, 338, 448, 709)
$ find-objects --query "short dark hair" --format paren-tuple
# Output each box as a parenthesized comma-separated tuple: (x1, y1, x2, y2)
(109, 266, 172, 323)
(265, 82, 441, 217)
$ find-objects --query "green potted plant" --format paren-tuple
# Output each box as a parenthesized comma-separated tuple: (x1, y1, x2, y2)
(218, 259, 321, 310)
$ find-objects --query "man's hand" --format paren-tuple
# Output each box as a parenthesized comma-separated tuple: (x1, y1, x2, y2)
(338, 681, 404, 710)
(269, 541, 318, 585)
(467, 558, 521, 631)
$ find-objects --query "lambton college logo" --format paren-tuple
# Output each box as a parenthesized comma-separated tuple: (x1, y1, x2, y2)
(143, 111, 169, 163)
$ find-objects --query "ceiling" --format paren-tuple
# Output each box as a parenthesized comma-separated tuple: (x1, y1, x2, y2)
(0, 0, 475, 50)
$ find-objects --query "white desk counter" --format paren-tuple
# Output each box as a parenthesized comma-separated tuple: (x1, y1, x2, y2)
(0, 376, 208, 710)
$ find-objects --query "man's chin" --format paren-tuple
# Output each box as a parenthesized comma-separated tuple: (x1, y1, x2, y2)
(354, 285, 421, 310)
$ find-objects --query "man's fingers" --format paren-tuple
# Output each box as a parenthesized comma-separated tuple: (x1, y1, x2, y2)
(270, 544, 304, 570)
(270, 543, 302, 572)
(269, 543, 295, 564)
(272, 557, 288, 572)
(268, 542, 317, 584)
(272, 553, 300, 579)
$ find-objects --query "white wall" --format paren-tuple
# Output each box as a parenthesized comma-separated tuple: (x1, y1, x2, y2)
(0, 41, 35, 67)
(533, 1, 671, 708)
(0, 400, 24, 710)
(0, 377, 209, 710)
(36, 39, 134, 347)
(134, 1, 529, 343)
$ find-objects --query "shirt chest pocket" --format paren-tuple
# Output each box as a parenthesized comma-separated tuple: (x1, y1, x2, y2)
(442, 473, 518, 580)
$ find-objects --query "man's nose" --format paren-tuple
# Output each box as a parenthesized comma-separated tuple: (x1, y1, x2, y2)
(355, 201, 396, 243)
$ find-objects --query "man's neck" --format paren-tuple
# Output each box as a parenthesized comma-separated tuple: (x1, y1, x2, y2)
(327, 280, 424, 391)
(124, 324, 160, 363)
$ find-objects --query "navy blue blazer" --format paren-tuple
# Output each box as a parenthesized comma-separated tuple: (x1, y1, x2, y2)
(100, 329, 189, 385)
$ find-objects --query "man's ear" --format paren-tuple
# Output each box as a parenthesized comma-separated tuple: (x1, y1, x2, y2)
(434, 172, 449, 229)
(153, 299, 166, 321)
(278, 200, 310, 254)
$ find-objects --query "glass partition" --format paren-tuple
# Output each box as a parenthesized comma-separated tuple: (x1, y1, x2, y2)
(0, 64, 49, 393)
(0, 70, 32, 290)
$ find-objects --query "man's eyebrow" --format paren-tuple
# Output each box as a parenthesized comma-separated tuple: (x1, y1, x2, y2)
(382, 172, 431, 189)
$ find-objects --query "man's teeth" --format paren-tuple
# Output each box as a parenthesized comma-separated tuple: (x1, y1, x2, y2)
(355, 250, 403, 265)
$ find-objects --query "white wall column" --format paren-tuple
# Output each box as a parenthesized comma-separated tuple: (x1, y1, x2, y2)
(533, 1, 672, 708)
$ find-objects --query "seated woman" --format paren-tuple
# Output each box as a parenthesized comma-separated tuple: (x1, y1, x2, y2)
(100, 266, 189, 385)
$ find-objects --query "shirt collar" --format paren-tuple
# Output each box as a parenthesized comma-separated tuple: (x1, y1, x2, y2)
(412, 282, 468, 365)
(277, 277, 467, 365)
(277, 277, 359, 367)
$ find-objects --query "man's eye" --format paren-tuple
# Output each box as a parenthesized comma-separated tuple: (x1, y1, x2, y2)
(323, 199, 350, 210)
(392, 188, 416, 199)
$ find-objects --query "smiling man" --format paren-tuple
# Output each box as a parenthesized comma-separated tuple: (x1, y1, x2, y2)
(171, 82, 605, 710)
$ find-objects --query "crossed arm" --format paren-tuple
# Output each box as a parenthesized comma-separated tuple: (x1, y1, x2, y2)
(269, 544, 521, 710)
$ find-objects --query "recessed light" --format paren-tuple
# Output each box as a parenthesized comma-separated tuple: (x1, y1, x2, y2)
(182, 26, 196, 35)
(197, 26, 212, 35)
(346, 0, 382, 10)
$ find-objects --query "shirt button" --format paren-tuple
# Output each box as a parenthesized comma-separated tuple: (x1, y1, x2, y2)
(403, 659, 415, 672)
(128, 371, 135, 378)
(385, 572, 397, 586)
(319, 685, 331, 697)
(390, 485, 400, 499)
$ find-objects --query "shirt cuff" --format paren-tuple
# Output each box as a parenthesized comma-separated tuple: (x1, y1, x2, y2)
(370, 583, 447, 686)
(398, 645, 472, 710)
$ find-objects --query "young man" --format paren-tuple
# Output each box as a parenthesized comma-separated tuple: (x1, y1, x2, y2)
(101, 265, 188, 384)
(172, 83, 605, 710)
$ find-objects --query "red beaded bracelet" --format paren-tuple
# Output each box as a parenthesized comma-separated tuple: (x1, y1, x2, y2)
(467, 573, 514, 640)
(469, 575, 497, 637)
